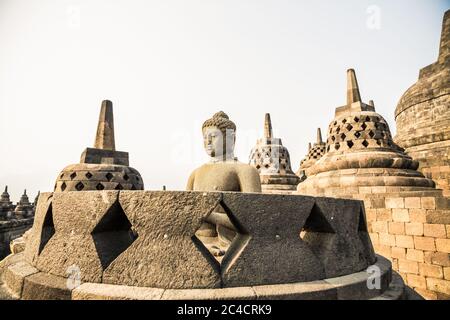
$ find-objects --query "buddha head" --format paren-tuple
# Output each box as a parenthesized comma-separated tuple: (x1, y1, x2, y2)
(202, 111, 236, 161)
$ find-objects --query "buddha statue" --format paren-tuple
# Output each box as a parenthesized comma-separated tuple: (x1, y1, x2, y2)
(186, 111, 261, 257)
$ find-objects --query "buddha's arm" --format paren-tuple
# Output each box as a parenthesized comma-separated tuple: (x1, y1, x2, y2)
(186, 170, 196, 191)
(237, 166, 262, 193)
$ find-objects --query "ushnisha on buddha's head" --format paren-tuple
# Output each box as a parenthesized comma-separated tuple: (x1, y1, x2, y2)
(202, 111, 236, 161)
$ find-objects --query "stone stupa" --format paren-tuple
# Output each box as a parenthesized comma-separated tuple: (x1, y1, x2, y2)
(395, 10, 450, 196)
(14, 190, 34, 218)
(0, 187, 14, 219)
(297, 69, 436, 197)
(54, 100, 144, 192)
(297, 128, 326, 182)
(249, 113, 300, 194)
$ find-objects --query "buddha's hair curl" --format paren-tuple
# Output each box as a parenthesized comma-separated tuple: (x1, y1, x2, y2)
(202, 111, 236, 133)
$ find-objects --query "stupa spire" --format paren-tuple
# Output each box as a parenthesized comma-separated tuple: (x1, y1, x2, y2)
(316, 128, 323, 144)
(94, 100, 115, 151)
(439, 10, 450, 60)
(264, 113, 273, 139)
(346, 69, 361, 104)
(369, 100, 375, 107)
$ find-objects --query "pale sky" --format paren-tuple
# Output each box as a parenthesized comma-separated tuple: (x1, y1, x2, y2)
(0, 0, 448, 201)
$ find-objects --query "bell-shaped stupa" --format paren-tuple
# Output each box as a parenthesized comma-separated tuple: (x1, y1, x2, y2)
(14, 189, 34, 218)
(249, 113, 300, 193)
(296, 128, 326, 182)
(54, 100, 144, 192)
(0, 186, 14, 219)
(395, 10, 450, 196)
(297, 69, 435, 197)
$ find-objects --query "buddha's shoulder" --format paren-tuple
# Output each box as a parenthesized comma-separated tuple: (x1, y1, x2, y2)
(232, 162, 259, 173)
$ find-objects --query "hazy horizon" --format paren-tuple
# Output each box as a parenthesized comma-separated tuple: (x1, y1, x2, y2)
(0, 0, 449, 201)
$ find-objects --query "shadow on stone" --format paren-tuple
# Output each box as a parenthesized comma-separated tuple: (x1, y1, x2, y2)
(91, 201, 137, 270)
(38, 204, 55, 255)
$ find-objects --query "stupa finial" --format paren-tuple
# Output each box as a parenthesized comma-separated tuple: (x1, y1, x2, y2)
(264, 113, 273, 139)
(308, 142, 312, 151)
(346, 69, 361, 104)
(94, 100, 115, 151)
(369, 100, 375, 107)
(317, 128, 323, 144)
(439, 10, 450, 60)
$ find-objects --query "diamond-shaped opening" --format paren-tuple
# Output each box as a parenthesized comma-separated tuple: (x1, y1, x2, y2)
(194, 201, 249, 266)
(354, 131, 361, 138)
(85, 172, 93, 179)
(105, 172, 114, 181)
(362, 140, 369, 148)
(300, 204, 336, 265)
(340, 133, 346, 141)
(361, 123, 367, 130)
(331, 135, 336, 142)
(115, 183, 124, 190)
(347, 140, 354, 148)
(70, 172, 77, 180)
(96, 183, 105, 191)
(75, 182, 84, 191)
(365, 116, 371, 122)
(368, 130, 375, 138)
(91, 201, 137, 270)
(334, 143, 340, 150)
(376, 139, 382, 146)
(346, 123, 353, 131)
(123, 174, 129, 181)
(301, 204, 335, 235)
(60, 182, 67, 192)
(38, 203, 55, 255)
(342, 119, 347, 124)
(354, 116, 360, 122)
(336, 127, 340, 134)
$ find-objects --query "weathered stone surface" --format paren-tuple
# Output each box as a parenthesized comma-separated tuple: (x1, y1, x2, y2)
(220, 192, 325, 286)
(394, 10, 450, 197)
(302, 198, 375, 278)
(325, 256, 391, 300)
(2, 261, 38, 296)
(24, 193, 53, 265)
(102, 191, 222, 289)
(252, 280, 337, 300)
(162, 287, 256, 300)
(72, 283, 164, 300)
(22, 272, 72, 300)
(33, 191, 119, 283)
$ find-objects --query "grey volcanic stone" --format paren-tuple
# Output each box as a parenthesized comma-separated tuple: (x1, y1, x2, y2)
(102, 191, 223, 289)
(34, 191, 120, 283)
(302, 197, 374, 278)
(220, 192, 325, 287)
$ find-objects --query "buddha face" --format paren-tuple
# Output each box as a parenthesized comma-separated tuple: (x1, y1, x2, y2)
(203, 126, 235, 159)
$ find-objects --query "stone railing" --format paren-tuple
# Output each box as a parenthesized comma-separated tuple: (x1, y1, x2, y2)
(24, 191, 376, 289)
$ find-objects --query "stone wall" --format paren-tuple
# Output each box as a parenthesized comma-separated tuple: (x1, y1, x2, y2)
(0, 219, 33, 260)
(301, 186, 450, 299)
(395, 94, 450, 197)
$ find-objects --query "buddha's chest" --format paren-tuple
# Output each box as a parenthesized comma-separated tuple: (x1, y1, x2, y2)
(193, 166, 240, 191)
